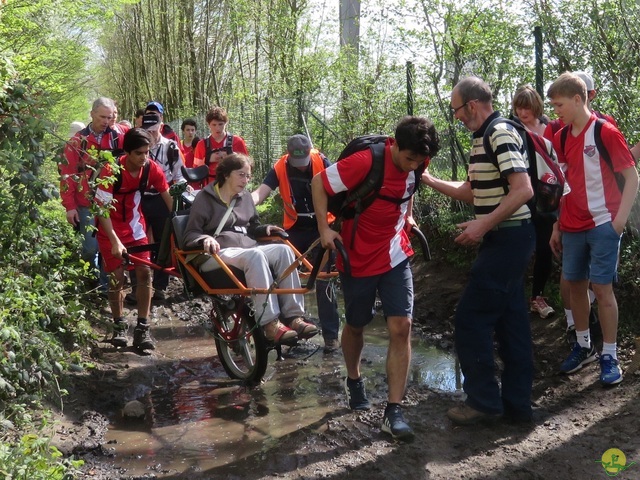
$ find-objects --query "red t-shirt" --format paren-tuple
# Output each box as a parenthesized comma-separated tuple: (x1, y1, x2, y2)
(95, 157, 169, 244)
(193, 134, 249, 184)
(552, 114, 635, 232)
(181, 140, 196, 168)
(320, 139, 416, 277)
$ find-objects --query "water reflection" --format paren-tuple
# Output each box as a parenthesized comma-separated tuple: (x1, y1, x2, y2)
(105, 297, 460, 476)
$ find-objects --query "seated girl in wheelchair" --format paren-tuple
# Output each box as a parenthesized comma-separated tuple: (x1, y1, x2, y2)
(183, 153, 318, 345)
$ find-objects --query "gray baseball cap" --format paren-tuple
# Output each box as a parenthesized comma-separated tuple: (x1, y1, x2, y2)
(573, 71, 595, 91)
(287, 134, 312, 167)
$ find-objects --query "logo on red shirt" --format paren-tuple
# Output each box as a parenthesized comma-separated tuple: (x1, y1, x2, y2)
(584, 145, 597, 157)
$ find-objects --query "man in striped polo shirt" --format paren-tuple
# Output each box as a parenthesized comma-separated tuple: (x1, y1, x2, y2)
(422, 76, 536, 425)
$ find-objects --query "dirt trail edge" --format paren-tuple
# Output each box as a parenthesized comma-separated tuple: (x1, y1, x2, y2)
(52, 258, 640, 480)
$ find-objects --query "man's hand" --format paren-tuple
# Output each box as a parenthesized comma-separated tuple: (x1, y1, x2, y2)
(66, 209, 79, 227)
(319, 228, 342, 250)
(202, 236, 220, 254)
(549, 224, 562, 259)
(454, 219, 488, 246)
(405, 215, 418, 231)
(111, 241, 127, 260)
(611, 218, 625, 236)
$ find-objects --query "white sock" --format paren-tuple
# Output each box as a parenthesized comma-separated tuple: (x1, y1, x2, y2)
(576, 329, 591, 349)
(565, 309, 575, 328)
(602, 342, 617, 360)
(588, 288, 596, 304)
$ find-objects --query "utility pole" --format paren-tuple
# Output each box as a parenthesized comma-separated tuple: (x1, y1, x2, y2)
(340, 0, 360, 56)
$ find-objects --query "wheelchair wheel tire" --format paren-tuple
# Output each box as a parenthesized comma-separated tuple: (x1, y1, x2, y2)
(213, 302, 268, 384)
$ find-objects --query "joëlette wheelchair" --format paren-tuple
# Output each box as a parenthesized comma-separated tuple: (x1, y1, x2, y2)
(122, 165, 349, 384)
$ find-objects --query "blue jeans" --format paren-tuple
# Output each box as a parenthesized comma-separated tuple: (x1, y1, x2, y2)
(286, 228, 340, 341)
(455, 222, 535, 418)
(77, 206, 108, 291)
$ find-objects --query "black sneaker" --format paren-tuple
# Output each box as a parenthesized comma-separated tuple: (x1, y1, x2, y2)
(133, 324, 155, 350)
(111, 320, 128, 347)
(344, 377, 371, 411)
(382, 404, 414, 442)
(153, 288, 166, 302)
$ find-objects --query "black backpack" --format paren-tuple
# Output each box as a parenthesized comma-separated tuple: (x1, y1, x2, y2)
(327, 135, 425, 246)
(483, 117, 565, 216)
(205, 133, 234, 167)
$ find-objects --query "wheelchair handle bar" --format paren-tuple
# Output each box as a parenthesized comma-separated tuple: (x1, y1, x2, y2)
(411, 225, 431, 261)
(306, 239, 350, 291)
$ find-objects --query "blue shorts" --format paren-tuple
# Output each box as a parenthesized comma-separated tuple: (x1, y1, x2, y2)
(562, 222, 621, 284)
(340, 259, 413, 328)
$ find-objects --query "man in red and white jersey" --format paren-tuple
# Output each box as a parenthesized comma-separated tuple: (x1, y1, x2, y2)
(548, 73, 638, 385)
(59, 97, 123, 293)
(312, 116, 440, 442)
(95, 128, 172, 351)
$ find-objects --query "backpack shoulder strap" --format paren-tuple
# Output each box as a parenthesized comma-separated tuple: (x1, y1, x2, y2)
(167, 141, 180, 171)
(593, 118, 612, 170)
(559, 124, 570, 158)
(225, 132, 233, 150)
(205, 136, 212, 166)
(113, 168, 124, 194)
(138, 161, 151, 194)
(481, 117, 515, 166)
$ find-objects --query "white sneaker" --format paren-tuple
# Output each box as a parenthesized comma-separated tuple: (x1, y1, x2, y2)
(530, 296, 555, 319)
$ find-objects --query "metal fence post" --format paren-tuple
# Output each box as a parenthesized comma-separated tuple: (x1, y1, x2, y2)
(534, 26, 544, 99)
(265, 96, 271, 167)
(406, 61, 415, 116)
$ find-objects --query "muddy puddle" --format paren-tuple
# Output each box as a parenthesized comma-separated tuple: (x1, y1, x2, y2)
(103, 294, 460, 477)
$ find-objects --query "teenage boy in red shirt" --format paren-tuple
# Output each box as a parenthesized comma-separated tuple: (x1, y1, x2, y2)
(312, 116, 440, 442)
(548, 72, 638, 385)
(95, 128, 173, 351)
(193, 106, 248, 185)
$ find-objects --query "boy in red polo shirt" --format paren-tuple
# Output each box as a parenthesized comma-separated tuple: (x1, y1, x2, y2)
(95, 128, 173, 351)
(548, 72, 638, 385)
(193, 106, 248, 185)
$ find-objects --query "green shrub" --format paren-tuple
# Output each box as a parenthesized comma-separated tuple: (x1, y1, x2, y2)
(0, 433, 83, 480)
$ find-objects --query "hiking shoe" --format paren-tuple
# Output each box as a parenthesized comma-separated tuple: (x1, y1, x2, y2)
(599, 354, 623, 385)
(111, 320, 128, 347)
(153, 288, 166, 302)
(285, 317, 319, 339)
(382, 404, 414, 441)
(133, 324, 156, 350)
(323, 338, 340, 354)
(565, 324, 577, 347)
(446, 404, 499, 425)
(344, 377, 371, 411)
(560, 343, 597, 373)
(530, 296, 554, 319)
(263, 319, 298, 345)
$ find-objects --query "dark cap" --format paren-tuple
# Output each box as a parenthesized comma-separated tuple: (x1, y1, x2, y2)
(287, 134, 312, 167)
(141, 113, 161, 131)
(146, 101, 164, 114)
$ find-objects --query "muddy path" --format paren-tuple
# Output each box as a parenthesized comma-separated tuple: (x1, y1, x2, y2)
(52, 257, 640, 480)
